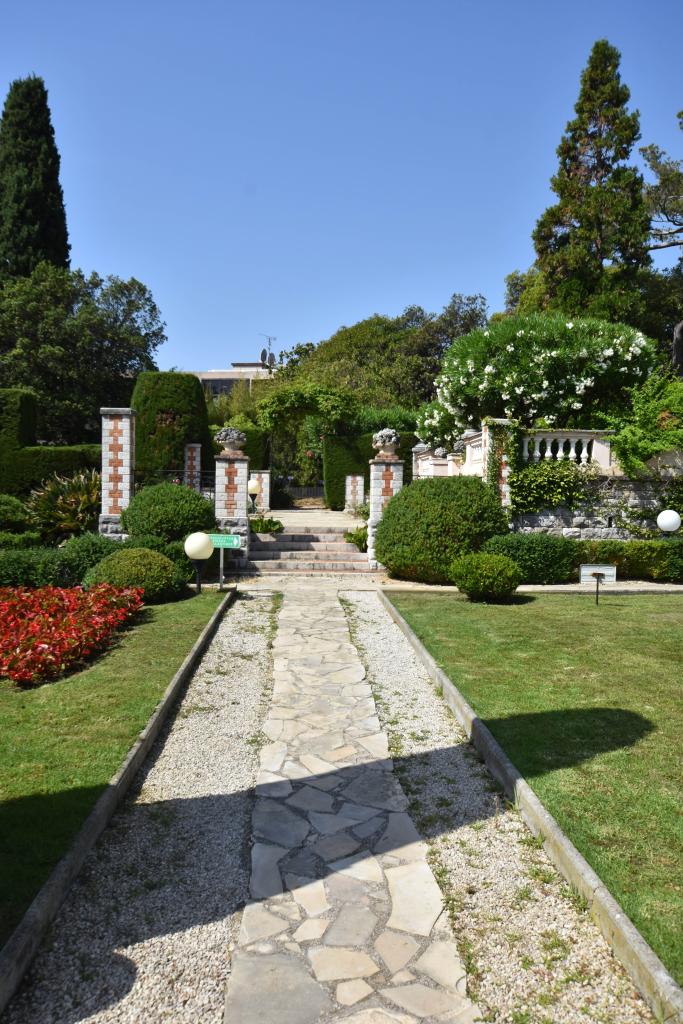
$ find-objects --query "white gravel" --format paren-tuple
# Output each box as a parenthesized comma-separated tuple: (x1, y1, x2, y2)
(5, 591, 278, 1024)
(341, 589, 654, 1024)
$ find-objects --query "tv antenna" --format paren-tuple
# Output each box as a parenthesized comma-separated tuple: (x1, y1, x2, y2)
(259, 333, 277, 370)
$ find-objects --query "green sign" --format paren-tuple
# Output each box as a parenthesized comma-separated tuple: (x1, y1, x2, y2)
(209, 534, 242, 549)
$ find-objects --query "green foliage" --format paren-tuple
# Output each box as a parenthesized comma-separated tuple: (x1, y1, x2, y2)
(257, 382, 357, 434)
(225, 413, 267, 470)
(249, 516, 284, 534)
(0, 494, 30, 532)
(0, 76, 69, 280)
(575, 539, 683, 583)
(344, 526, 368, 552)
(0, 265, 165, 442)
(122, 482, 216, 542)
(448, 552, 522, 601)
(508, 460, 591, 515)
(355, 501, 370, 521)
(0, 530, 41, 550)
(640, 111, 683, 254)
(609, 373, 683, 475)
(0, 547, 63, 586)
(531, 40, 650, 321)
(375, 477, 508, 584)
(132, 372, 213, 476)
(322, 432, 417, 511)
(26, 469, 100, 542)
(417, 314, 655, 446)
(84, 547, 185, 603)
(206, 379, 258, 424)
(56, 532, 118, 584)
(483, 533, 577, 584)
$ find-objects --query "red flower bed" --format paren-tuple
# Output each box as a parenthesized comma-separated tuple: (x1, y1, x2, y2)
(0, 585, 143, 685)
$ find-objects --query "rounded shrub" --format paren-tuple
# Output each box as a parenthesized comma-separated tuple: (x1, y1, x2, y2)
(483, 532, 577, 584)
(121, 483, 216, 542)
(83, 547, 185, 603)
(449, 552, 522, 602)
(0, 494, 30, 532)
(57, 532, 118, 584)
(374, 477, 508, 584)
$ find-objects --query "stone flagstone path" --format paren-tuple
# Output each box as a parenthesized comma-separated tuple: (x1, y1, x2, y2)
(224, 586, 480, 1024)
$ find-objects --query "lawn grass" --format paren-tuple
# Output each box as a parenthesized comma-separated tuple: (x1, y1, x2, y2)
(0, 591, 223, 948)
(388, 592, 683, 984)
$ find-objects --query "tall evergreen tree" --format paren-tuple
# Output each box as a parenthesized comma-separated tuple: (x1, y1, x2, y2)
(0, 76, 70, 279)
(532, 40, 650, 320)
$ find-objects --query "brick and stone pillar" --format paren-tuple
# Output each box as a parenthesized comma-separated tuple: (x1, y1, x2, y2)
(99, 408, 135, 537)
(368, 431, 404, 570)
(215, 429, 250, 566)
(344, 474, 365, 513)
(249, 470, 271, 513)
(184, 443, 202, 491)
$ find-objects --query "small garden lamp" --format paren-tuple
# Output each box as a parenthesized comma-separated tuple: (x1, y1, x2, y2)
(248, 478, 260, 513)
(184, 532, 214, 594)
(657, 509, 681, 537)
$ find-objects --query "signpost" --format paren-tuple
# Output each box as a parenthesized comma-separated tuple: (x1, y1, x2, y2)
(579, 563, 617, 605)
(209, 534, 242, 590)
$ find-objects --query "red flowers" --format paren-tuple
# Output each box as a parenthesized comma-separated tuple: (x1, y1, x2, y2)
(0, 585, 143, 685)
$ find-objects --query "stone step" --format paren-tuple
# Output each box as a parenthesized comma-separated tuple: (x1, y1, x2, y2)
(250, 541, 361, 552)
(241, 559, 372, 573)
(250, 549, 368, 562)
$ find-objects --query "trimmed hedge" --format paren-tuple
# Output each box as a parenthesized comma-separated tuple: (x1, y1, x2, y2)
(449, 552, 522, 601)
(575, 539, 683, 583)
(375, 477, 508, 584)
(122, 483, 216, 542)
(0, 495, 30, 532)
(483, 533, 577, 584)
(132, 372, 214, 476)
(0, 388, 100, 494)
(84, 547, 185, 603)
(0, 548, 64, 587)
(323, 432, 417, 511)
(0, 530, 42, 550)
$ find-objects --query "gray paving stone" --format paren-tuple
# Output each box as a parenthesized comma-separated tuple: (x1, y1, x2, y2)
(253, 798, 309, 847)
(224, 951, 331, 1024)
(324, 905, 378, 946)
(308, 946, 379, 981)
(250, 843, 288, 899)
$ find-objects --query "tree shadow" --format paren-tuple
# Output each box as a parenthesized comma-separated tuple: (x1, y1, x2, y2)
(1, 706, 653, 1022)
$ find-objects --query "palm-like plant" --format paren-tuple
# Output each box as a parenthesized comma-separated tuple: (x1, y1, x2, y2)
(27, 470, 101, 542)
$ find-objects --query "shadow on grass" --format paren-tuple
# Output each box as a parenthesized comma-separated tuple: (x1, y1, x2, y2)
(0, 704, 653, 1021)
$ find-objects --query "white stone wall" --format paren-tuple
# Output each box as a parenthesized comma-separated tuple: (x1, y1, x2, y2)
(344, 474, 365, 512)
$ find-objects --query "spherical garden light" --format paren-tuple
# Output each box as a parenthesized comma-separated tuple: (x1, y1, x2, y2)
(247, 478, 260, 513)
(184, 531, 214, 594)
(657, 509, 681, 535)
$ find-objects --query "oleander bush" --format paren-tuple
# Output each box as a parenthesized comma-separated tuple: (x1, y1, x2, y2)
(27, 470, 101, 542)
(84, 548, 185, 603)
(449, 552, 523, 601)
(484, 532, 577, 584)
(121, 482, 215, 542)
(375, 477, 508, 584)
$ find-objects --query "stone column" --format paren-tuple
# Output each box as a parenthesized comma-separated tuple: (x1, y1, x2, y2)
(368, 431, 404, 569)
(184, 443, 202, 491)
(412, 442, 430, 479)
(249, 470, 271, 513)
(215, 428, 250, 566)
(99, 408, 135, 538)
(344, 474, 365, 513)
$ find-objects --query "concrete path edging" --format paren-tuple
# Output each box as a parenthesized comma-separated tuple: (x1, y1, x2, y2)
(0, 587, 236, 1017)
(377, 588, 683, 1024)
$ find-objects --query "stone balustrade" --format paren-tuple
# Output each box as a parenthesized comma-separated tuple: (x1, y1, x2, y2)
(521, 430, 616, 471)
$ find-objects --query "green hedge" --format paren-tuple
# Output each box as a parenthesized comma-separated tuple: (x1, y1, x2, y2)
(575, 539, 683, 583)
(483, 533, 577, 584)
(323, 432, 417, 511)
(0, 389, 100, 494)
(131, 372, 214, 476)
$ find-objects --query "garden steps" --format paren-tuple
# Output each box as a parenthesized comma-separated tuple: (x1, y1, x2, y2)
(244, 525, 370, 573)
(243, 560, 372, 573)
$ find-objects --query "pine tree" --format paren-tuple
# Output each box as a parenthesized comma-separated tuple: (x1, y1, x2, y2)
(532, 40, 650, 319)
(0, 76, 70, 279)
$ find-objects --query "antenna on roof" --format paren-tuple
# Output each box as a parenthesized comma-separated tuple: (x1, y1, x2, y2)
(258, 334, 277, 372)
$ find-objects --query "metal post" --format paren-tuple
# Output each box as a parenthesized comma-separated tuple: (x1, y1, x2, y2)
(219, 547, 224, 591)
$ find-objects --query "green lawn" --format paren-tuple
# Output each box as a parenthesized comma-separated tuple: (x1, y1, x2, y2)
(388, 592, 683, 984)
(0, 591, 223, 947)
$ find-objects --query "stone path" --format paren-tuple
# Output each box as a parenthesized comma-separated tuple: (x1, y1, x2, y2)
(224, 585, 480, 1024)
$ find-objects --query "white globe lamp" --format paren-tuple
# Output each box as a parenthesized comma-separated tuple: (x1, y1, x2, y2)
(184, 532, 214, 593)
(247, 478, 260, 513)
(656, 509, 681, 535)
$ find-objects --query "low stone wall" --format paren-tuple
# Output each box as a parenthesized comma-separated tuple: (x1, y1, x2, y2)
(512, 477, 665, 540)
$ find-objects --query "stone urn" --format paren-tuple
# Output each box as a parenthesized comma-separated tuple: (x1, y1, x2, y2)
(372, 428, 400, 458)
(215, 426, 247, 455)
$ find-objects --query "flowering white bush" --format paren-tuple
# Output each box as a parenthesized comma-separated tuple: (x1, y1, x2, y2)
(416, 313, 655, 448)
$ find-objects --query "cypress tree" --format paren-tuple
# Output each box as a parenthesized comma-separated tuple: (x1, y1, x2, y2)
(532, 40, 650, 319)
(0, 76, 70, 279)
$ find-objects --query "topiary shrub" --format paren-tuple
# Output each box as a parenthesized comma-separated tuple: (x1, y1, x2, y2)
(0, 548, 64, 587)
(122, 534, 193, 581)
(0, 494, 30, 532)
(56, 532, 119, 584)
(83, 548, 185, 603)
(0, 530, 42, 550)
(449, 552, 522, 601)
(27, 469, 101, 541)
(131, 371, 214, 476)
(483, 533, 577, 584)
(121, 482, 216, 542)
(375, 477, 508, 584)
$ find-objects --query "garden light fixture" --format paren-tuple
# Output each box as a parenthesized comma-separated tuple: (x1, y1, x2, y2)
(248, 478, 260, 512)
(184, 532, 214, 594)
(657, 509, 681, 535)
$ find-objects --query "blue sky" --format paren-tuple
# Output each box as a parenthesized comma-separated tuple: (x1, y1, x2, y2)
(2, 0, 681, 370)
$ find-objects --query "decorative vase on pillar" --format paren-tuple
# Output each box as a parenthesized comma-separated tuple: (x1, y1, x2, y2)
(372, 428, 400, 459)
(215, 427, 247, 456)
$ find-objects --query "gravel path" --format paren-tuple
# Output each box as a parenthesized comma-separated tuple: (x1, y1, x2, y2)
(341, 590, 653, 1024)
(5, 591, 277, 1024)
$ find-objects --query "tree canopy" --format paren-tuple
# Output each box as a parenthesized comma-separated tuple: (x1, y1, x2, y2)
(0, 76, 69, 280)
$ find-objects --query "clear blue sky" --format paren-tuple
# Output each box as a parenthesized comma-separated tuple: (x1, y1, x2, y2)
(2, 0, 681, 370)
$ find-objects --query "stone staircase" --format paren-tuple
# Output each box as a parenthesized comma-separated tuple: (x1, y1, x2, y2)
(243, 526, 371, 573)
